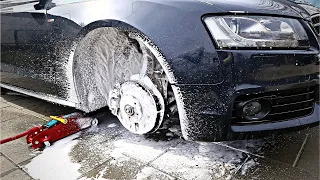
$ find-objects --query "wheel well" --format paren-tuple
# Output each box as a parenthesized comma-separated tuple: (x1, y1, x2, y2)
(75, 20, 177, 84)
(72, 23, 178, 113)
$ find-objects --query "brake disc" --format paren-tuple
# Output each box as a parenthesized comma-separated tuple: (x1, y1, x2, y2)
(108, 76, 165, 134)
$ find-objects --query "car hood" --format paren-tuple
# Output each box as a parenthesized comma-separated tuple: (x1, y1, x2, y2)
(196, 0, 314, 19)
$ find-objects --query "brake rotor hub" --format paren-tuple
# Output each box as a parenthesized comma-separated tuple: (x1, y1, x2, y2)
(108, 76, 165, 134)
(124, 104, 135, 116)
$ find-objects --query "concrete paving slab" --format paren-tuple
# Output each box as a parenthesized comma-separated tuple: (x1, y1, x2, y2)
(150, 141, 252, 180)
(0, 115, 44, 164)
(110, 130, 183, 164)
(218, 138, 267, 157)
(68, 135, 117, 174)
(20, 120, 128, 179)
(79, 153, 145, 180)
(81, 158, 177, 180)
(0, 106, 29, 122)
(134, 166, 177, 180)
(20, 114, 185, 179)
(295, 131, 319, 177)
(0, 169, 31, 180)
(0, 140, 40, 165)
(224, 127, 319, 178)
(256, 127, 319, 166)
(61, 116, 129, 174)
(23, 134, 82, 180)
(68, 119, 182, 174)
(239, 157, 319, 180)
(77, 112, 127, 146)
(0, 95, 319, 180)
(79, 148, 178, 180)
(0, 155, 16, 175)
(0, 102, 9, 109)
(0, 115, 43, 139)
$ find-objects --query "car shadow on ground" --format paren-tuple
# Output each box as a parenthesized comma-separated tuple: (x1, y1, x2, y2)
(1, 92, 77, 119)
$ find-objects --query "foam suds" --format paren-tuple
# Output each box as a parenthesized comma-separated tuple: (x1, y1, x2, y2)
(135, 166, 175, 180)
(75, 117, 97, 129)
(25, 133, 82, 180)
(107, 123, 117, 128)
(65, 47, 79, 104)
(24, 113, 265, 180)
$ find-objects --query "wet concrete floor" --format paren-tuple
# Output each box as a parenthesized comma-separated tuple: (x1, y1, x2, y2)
(0, 93, 319, 180)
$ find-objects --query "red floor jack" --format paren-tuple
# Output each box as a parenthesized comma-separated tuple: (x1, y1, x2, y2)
(0, 112, 98, 149)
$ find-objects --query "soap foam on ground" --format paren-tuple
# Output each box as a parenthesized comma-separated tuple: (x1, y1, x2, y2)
(24, 133, 82, 180)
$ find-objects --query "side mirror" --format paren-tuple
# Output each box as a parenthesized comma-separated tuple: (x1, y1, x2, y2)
(34, 0, 51, 10)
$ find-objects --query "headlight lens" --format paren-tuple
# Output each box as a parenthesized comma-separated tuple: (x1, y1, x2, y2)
(204, 16, 309, 49)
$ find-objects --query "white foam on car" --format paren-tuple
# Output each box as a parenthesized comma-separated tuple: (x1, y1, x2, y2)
(64, 48, 79, 104)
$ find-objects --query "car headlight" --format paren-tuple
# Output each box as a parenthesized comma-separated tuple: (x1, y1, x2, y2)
(204, 16, 309, 49)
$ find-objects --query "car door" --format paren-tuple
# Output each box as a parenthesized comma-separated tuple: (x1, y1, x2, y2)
(1, 0, 84, 101)
(1, 0, 62, 94)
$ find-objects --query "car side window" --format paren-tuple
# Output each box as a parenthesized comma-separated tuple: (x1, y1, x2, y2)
(0, 0, 40, 13)
(0, 0, 37, 8)
(51, 0, 91, 6)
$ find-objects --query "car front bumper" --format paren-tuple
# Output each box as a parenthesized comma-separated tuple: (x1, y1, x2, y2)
(173, 49, 320, 142)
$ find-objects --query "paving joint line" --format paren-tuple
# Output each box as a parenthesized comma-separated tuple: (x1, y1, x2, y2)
(147, 163, 184, 180)
(0, 114, 28, 123)
(145, 139, 184, 166)
(75, 132, 131, 179)
(233, 155, 250, 175)
(293, 133, 310, 167)
(76, 152, 148, 180)
(214, 141, 318, 178)
(0, 167, 18, 177)
(17, 156, 37, 167)
(77, 133, 184, 179)
(99, 152, 181, 180)
(138, 139, 185, 180)
(0, 152, 35, 179)
(76, 156, 115, 180)
(214, 142, 265, 158)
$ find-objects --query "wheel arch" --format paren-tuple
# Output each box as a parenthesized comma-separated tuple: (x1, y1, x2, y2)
(74, 19, 178, 83)
(71, 19, 179, 113)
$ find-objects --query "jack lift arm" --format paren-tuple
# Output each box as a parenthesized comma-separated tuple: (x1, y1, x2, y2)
(0, 112, 97, 149)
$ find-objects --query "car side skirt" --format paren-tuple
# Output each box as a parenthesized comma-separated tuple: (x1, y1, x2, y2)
(0, 83, 76, 108)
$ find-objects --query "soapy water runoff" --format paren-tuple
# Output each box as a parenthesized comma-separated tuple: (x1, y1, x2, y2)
(22, 110, 276, 180)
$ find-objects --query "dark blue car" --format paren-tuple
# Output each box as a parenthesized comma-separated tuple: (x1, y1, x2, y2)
(1, 0, 319, 141)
